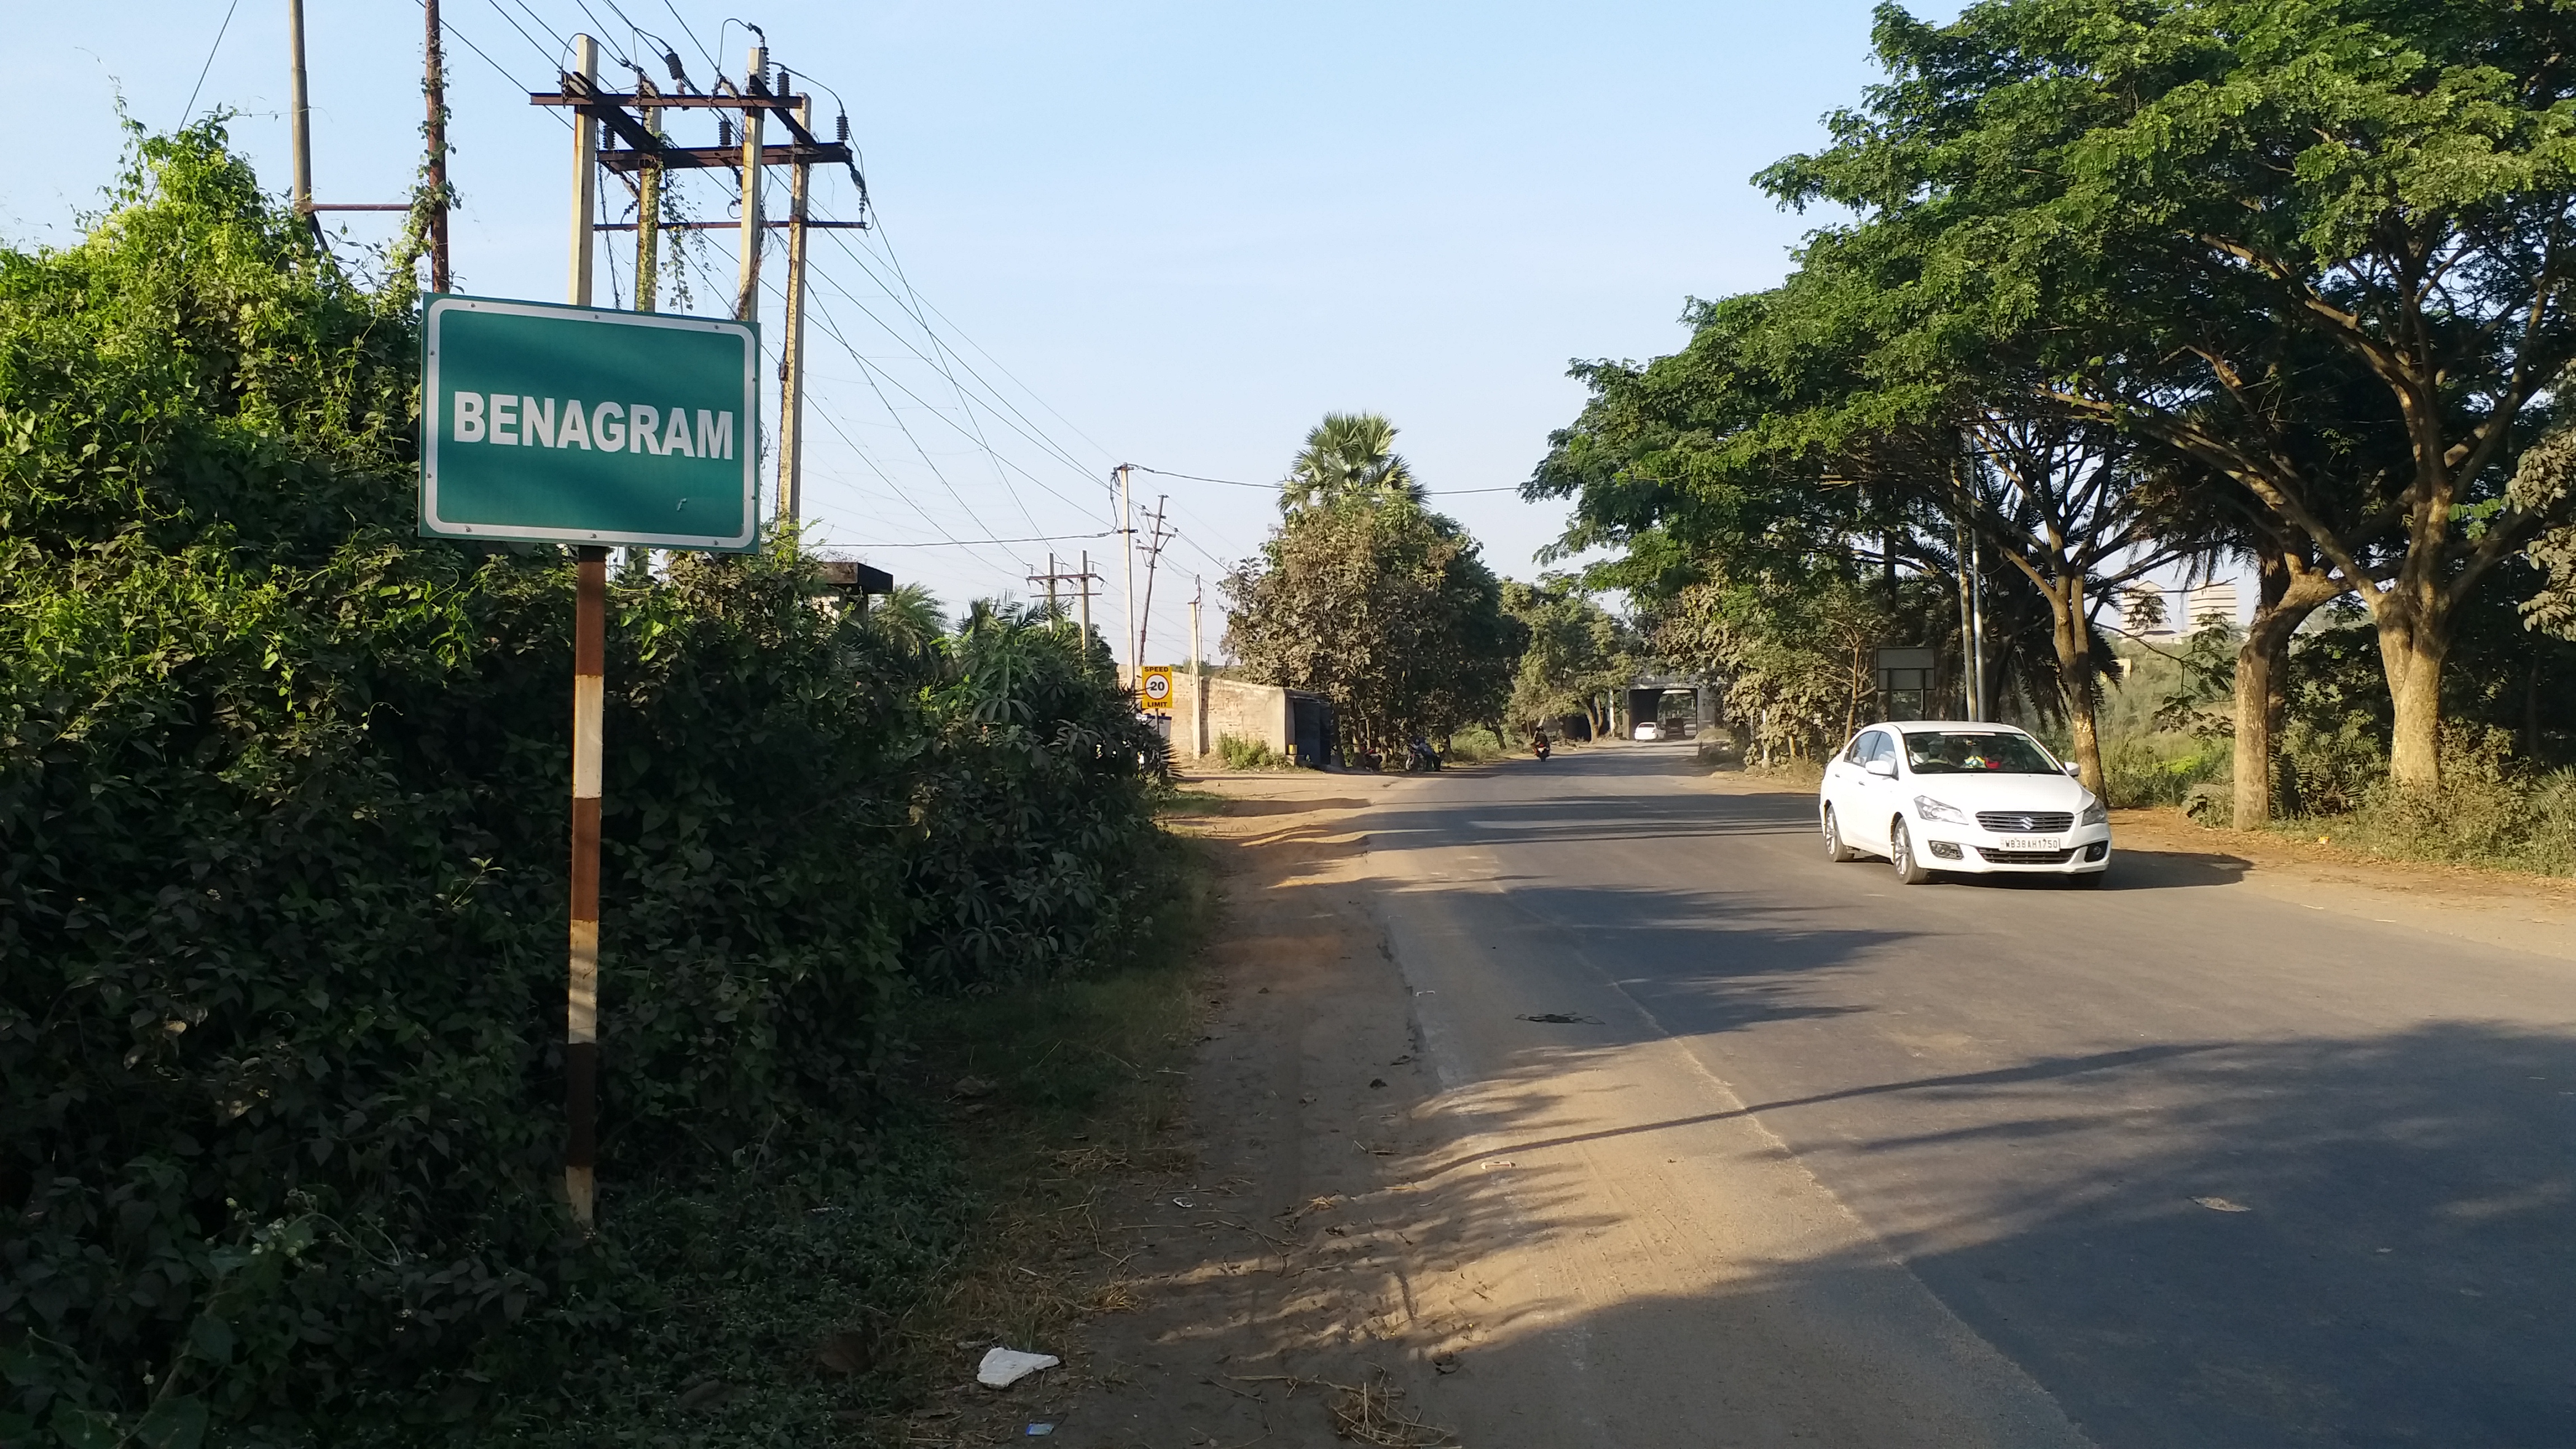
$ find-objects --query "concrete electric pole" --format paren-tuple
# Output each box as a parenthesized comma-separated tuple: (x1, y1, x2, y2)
(1188, 575, 1206, 758)
(423, 0, 450, 290)
(777, 86, 813, 526)
(733, 47, 766, 323)
(287, 0, 316, 236)
(1136, 495, 1173, 670)
(1116, 464, 1137, 686)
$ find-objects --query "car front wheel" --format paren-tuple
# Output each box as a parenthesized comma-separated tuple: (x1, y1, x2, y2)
(1891, 819, 1932, 886)
(1823, 806, 1858, 863)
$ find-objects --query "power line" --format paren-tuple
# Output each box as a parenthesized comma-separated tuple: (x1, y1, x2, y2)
(1129, 464, 1523, 498)
(418, 4, 558, 126)
(802, 288, 1039, 572)
(1131, 465, 1271, 490)
(795, 240, 1051, 528)
(660, 0, 721, 72)
(181, 0, 244, 125)
(842, 215, 1102, 483)
(488, 0, 571, 73)
(796, 255, 1097, 520)
(859, 211, 1124, 467)
(813, 220, 1103, 486)
(838, 530, 1115, 550)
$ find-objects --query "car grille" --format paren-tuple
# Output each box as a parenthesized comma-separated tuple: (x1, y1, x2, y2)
(1976, 811, 2074, 833)
(1977, 846, 2076, 865)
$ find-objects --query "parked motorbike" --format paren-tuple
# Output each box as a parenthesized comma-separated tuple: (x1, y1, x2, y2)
(1407, 738, 1442, 771)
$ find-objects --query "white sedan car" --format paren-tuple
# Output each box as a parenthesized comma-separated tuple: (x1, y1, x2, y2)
(1819, 722, 2110, 886)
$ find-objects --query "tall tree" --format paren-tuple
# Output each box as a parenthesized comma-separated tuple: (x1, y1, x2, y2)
(1766, 0, 2576, 788)
(1228, 418, 1519, 756)
(1954, 415, 2179, 794)
(1282, 411, 1424, 513)
(1503, 578, 1637, 738)
(1532, 275, 2170, 792)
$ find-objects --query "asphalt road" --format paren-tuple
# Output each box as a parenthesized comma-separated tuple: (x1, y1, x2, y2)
(1366, 742, 2576, 1448)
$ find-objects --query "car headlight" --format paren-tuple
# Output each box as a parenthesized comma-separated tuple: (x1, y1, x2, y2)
(2080, 797, 2108, 826)
(1914, 795, 1969, 825)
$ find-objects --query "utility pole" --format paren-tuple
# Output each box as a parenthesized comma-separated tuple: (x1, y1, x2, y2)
(1116, 464, 1137, 686)
(1028, 555, 1102, 633)
(633, 75, 661, 312)
(565, 38, 599, 316)
(423, 0, 450, 290)
(777, 82, 813, 527)
(287, 0, 318, 238)
(1950, 454, 1983, 723)
(563, 32, 604, 1235)
(733, 47, 766, 323)
(536, 54, 856, 543)
(1136, 495, 1173, 670)
(1972, 538, 1990, 719)
(274, 3, 413, 242)
(1188, 575, 1206, 759)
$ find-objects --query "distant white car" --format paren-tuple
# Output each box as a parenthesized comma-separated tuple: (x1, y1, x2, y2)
(1819, 721, 2110, 886)
(1633, 722, 1661, 741)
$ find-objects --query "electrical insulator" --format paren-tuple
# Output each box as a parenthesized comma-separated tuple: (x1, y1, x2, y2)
(836, 113, 850, 144)
(664, 51, 685, 83)
(718, 117, 733, 148)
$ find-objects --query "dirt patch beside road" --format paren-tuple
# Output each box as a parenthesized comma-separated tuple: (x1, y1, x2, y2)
(941, 770, 1461, 1447)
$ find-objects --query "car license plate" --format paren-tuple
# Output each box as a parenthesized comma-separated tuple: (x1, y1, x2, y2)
(2002, 836, 2059, 851)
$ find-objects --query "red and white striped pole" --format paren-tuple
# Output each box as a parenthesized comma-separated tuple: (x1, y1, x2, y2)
(566, 547, 605, 1228)
(564, 34, 604, 1232)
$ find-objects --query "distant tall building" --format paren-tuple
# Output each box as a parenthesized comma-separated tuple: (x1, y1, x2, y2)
(2121, 584, 2176, 640)
(2184, 580, 2239, 629)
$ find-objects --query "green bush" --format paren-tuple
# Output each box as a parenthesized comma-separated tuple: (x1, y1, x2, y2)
(1216, 733, 1289, 770)
(2101, 736, 2229, 808)
(1443, 726, 1505, 762)
(2271, 726, 2576, 875)
(0, 124, 1168, 1445)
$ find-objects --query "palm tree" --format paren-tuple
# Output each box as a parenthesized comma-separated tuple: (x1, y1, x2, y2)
(1282, 411, 1424, 512)
(861, 581, 946, 656)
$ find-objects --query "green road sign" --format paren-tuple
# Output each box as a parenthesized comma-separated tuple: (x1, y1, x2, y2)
(419, 295, 761, 551)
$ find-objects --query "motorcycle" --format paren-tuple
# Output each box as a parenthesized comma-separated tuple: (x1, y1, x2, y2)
(1407, 738, 1442, 772)
(1532, 736, 1552, 762)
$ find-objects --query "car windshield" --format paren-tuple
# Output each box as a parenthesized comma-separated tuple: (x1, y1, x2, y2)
(1901, 731, 2061, 775)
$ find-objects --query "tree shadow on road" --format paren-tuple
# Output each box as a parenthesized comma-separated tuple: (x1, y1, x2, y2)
(1373, 1019, 2576, 1447)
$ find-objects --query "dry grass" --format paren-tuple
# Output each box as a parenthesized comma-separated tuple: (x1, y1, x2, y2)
(1227, 1369, 1456, 1447)
(848, 837, 1220, 1444)
(1325, 1370, 1458, 1447)
(1743, 756, 1827, 789)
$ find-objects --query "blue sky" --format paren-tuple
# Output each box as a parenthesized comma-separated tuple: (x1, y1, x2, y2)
(4, 1, 1966, 657)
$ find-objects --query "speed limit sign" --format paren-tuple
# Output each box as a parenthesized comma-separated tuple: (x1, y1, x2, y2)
(1139, 666, 1176, 713)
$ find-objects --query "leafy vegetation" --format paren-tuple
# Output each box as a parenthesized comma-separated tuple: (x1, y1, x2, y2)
(0, 124, 1173, 1445)
(1224, 417, 1522, 758)
(1532, 0, 2576, 867)
(1500, 579, 1638, 740)
(1215, 733, 1289, 770)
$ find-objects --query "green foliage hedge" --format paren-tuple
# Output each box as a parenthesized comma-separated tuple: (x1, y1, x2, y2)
(0, 124, 1167, 1445)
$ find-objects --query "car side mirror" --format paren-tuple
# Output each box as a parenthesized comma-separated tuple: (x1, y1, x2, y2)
(2062, 760, 2081, 776)
(1867, 757, 1898, 779)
